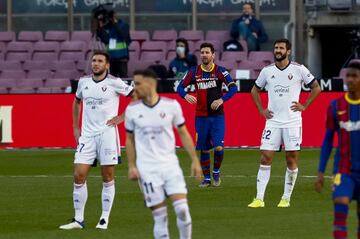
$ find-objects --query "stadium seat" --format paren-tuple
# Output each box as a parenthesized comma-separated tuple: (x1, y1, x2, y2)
(76, 60, 91, 75)
(9, 88, 36, 94)
(51, 60, 77, 71)
(23, 60, 52, 71)
(166, 51, 176, 60)
(32, 41, 59, 61)
(129, 41, 140, 60)
(179, 30, 204, 42)
(152, 30, 177, 42)
(0, 88, 9, 94)
(0, 42, 5, 60)
(71, 31, 92, 42)
(216, 60, 238, 72)
(248, 51, 274, 64)
(130, 30, 150, 43)
(0, 31, 16, 44)
(221, 51, 248, 62)
(5, 41, 33, 61)
(0, 70, 25, 88)
(206, 30, 230, 42)
(0, 61, 22, 71)
(23, 70, 52, 87)
(46, 70, 78, 88)
(239, 39, 248, 53)
(140, 51, 166, 62)
(59, 41, 86, 61)
(140, 41, 167, 62)
(44, 31, 69, 42)
(18, 31, 43, 42)
(238, 60, 267, 70)
(128, 60, 154, 77)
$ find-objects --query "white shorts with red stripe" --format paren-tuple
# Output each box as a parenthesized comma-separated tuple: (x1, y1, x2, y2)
(74, 126, 120, 166)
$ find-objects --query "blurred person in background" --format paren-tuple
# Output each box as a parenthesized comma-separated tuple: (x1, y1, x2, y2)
(168, 38, 197, 78)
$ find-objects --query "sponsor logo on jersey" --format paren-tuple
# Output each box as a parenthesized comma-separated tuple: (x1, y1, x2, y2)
(288, 73, 293, 80)
(274, 85, 290, 97)
(85, 97, 104, 109)
(339, 120, 360, 131)
(196, 78, 217, 90)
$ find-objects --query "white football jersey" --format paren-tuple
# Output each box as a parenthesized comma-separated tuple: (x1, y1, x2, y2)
(125, 97, 185, 172)
(76, 74, 133, 136)
(255, 62, 315, 128)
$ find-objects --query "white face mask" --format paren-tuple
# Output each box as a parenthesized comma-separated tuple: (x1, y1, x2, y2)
(176, 46, 186, 54)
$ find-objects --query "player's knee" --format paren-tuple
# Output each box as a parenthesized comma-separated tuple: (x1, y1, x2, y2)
(173, 199, 191, 223)
(74, 171, 87, 184)
(260, 153, 273, 165)
(215, 146, 223, 151)
(334, 197, 350, 205)
(201, 150, 210, 154)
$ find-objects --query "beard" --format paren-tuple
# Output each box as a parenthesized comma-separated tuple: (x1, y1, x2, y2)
(93, 69, 106, 76)
(202, 58, 211, 65)
(274, 53, 287, 62)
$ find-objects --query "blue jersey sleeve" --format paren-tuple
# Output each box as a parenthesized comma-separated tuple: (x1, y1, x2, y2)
(177, 66, 196, 98)
(218, 66, 236, 102)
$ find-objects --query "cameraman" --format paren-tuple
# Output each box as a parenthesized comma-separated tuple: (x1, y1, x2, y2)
(96, 10, 131, 78)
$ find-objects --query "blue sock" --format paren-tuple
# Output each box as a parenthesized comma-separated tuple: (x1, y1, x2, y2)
(334, 203, 348, 239)
(200, 151, 211, 180)
(213, 150, 224, 173)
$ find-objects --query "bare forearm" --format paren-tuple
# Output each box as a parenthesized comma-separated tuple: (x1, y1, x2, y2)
(304, 83, 321, 109)
(178, 128, 197, 161)
(126, 138, 136, 168)
(251, 86, 264, 113)
(72, 101, 80, 129)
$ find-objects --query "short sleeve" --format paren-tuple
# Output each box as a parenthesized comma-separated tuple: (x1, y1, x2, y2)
(255, 68, 267, 89)
(124, 108, 135, 133)
(113, 78, 134, 96)
(172, 100, 185, 128)
(300, 64, 315, 85)
(75, 79, 83, 100)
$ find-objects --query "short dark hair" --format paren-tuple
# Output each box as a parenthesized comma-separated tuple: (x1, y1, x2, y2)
(200, 42, 215, 53)
(176, 38, 189, 55)
(243, 2, 254, 9)
(92, 50, 110, 63)
(132, 69, 158, 80)
(348, 61, 360, 71)
(274, 38, 292, 50)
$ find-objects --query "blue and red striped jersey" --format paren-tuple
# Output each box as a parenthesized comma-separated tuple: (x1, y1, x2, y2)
(322, 94, 360, 174)
(177, 64, 235, 117)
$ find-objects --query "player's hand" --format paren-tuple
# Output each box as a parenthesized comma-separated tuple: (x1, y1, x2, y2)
(191, 158, 202, 182)
(211, 98, 224, 110)
(261, 109, 273, 119)
(185, 94, 197, 104)
(106, 115, 124, 127)
(128, 167, 140, 181)
(314, 173, 324, 193)
(291, 101, 306, 112)
(252, 32, 258, 39)
(73, 127, 81, 144)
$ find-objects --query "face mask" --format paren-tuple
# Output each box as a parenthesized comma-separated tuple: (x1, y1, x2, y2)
(176, 46, 186, 54)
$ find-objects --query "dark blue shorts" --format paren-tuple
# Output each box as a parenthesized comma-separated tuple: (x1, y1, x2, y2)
(195, 115, 224, 150)
(332, 173, 360, 201)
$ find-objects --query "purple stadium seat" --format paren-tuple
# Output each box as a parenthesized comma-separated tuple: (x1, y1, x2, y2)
(32, 41, 59, 61)
(238, 60, 267, 70)
(76, 60, 91, 75)
(0, 42, 5, 60)
(44, 31, 69, 42)
(18, 31, 43, 42)
(0, 31, 16, 44)
(179, 30, 204, 42)
(248, 51, 274, 64)
(5, 42, 33, 61)
(130, 31, 150, 43)
(51, 60, 77, 71)
(0, 70, 25, 88)
(0, 88, 9, 94)
(23, 60, 51, 71)
(221, 51, 248, 62)
(128, 60, 154, 77)
(129, 41, 140, 60)
(71, 31, 92, 42)
(216, 60, 238, 71)
(37, 87, 53, 93)
(10, 88, 36, 94)
(240, 39, 248, 53)
(166, 51, 176, 60)
(24, 70, 52, 87)
(152, 30, 177, 42)
(59, 41, 86, 61)
(206, 30, 230, 42)
(0, 61, 22, 71)
(140, 51, 166, 62)
(45, 78, 71, 88)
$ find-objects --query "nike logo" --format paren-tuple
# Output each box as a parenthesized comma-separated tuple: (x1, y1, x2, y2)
(337, 110, 347, 115)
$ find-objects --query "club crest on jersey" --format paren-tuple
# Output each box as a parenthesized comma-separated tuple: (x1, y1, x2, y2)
(102, 86, 107, 92)
(288, 73, 293, 80)
(159, 112, 166, 118)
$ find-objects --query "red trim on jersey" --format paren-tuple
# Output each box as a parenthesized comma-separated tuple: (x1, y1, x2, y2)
(195, 65, 208, 116)
(337, 96, 351, 174)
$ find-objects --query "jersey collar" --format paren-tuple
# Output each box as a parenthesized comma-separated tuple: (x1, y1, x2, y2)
(345, 93, 360, 104)
(142, 96, 161, 108)
(92, 71, 108, 84)
(275, 60, 291, 71)
(201, 63, 215, 72)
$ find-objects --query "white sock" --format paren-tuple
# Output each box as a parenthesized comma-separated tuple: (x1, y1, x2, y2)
(100, 180, 115, 222)
(73, 182, 87, 222)
(173, 199, 192, 239)
(152, 207, 169, 239)
(282, 167, 299, 200)
(256, 165, 271, 201)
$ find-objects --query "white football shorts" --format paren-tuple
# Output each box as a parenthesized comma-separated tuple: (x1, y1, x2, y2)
(138, 164, 187, 207)
(260, 127, 302, 151)
(74, 126, 120, 166)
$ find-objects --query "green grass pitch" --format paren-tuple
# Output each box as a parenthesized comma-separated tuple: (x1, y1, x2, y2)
(0, 148, 357, 239)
